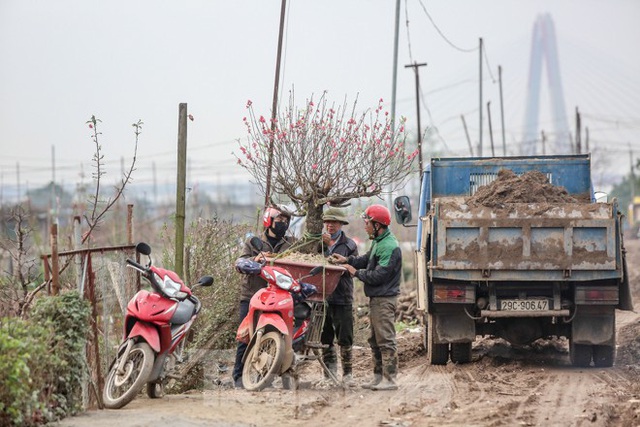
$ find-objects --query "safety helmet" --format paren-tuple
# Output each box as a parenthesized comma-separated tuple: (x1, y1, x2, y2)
(362, 204, 391, 226)
(322, 207, 349, 224)
(262, 206, 291, 228)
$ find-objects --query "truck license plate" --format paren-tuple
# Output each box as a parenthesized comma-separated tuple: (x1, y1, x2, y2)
(500, 299, 549, 311)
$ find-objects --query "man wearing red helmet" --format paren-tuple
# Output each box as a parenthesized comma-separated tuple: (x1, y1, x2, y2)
(329, 203, 402, 391)
(232, 206, 296, 388)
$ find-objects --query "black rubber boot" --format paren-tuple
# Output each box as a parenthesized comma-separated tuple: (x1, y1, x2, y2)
(371, 350, 398, 391)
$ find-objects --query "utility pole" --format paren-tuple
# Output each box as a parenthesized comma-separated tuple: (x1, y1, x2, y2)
(461, 115, 474, 156)
(264, 0, 287, 209)
(404, 61, 427, 175)
(390, 0, 401, 129)
(575, 106, 581, 154)
(585, 126, 590, 153)
(478, 37, 483, 157)
(541, 130, 546, 155)
(51, 145, 58, 226)
(498, 65, 506, 155)
(16, 162, 20, 204)
(487, 101, 495, 156)
(630, 143, 635, 207)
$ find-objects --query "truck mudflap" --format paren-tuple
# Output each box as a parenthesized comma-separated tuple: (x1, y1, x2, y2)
(619, 253, 634, 311)
(571, 307, 616, 346)
(431, 200, 621, 282)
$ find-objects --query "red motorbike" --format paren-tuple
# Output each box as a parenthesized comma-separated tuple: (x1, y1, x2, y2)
(235, 237, 340, 391)
(102, 242, 213, 409)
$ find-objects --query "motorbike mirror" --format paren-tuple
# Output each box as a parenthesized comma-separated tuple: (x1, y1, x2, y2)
(136, 242, 152, 256)
(308, 266, 324, 276)
(250, 236, 264, 252)
(195, 276, 214, 287)
(393, 196, 412, 225)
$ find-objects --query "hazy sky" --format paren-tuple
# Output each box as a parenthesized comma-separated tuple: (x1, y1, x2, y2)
(1, 0, 639, 201)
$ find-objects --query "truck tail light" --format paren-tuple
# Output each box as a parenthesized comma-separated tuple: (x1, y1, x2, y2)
(433, 285, 475, 303)
(575, 286, 618, 305)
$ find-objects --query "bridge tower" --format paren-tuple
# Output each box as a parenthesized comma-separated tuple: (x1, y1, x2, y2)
(521, 14, 571, 155)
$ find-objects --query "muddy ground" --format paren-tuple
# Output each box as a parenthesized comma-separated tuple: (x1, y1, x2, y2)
(53, 239, 640, 427)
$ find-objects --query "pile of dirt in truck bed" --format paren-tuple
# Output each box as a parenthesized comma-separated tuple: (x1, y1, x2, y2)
(467, 169, 580, 207)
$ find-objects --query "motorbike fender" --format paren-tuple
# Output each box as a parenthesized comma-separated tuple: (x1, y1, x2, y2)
(236, 315, 252, 344)
(147, 352, 168, 383)
(255, 313, 290, 336)
(129, 322, 161, 352)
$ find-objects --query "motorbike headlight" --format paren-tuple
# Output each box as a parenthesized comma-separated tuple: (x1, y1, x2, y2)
(273, 270, 294, 291)
(154, 272, 184, 298)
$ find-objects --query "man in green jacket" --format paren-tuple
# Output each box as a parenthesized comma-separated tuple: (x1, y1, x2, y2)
(329, 204, 401, 391)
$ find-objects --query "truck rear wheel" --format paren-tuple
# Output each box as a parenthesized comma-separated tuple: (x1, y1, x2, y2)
(593, 344, 615, 367)
(427, 314, 449, 365)
(450, 342, 472, 364)
(569, 340, 592, 367)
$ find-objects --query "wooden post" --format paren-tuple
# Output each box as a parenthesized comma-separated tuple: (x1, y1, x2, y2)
(175, 103, 188, 278)
(51, 223, 59, 295)
(74, 216, 83, 292)
(127, 204, 134, 244)
(85, 254, 103, 409)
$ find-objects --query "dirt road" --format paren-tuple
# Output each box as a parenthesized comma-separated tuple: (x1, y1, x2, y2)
(52, 240, 640, 427)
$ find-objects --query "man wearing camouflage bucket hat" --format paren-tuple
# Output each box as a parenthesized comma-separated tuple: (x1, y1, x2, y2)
(319, 206, 358, 386)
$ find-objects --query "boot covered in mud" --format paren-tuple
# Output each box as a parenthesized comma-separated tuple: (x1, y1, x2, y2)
(322, 346, 338, 380)
(371, 350, 398, 391)
(360, 373, 382, 389)
(361, 348, 383, 389)
(340, 345, 354, 386)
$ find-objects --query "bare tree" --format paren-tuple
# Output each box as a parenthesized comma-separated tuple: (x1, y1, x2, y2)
(0, 117, 143, 317)
(80, 116, 141, 246)
(235, 92, 418, 251)
(0, 207, 44, 317)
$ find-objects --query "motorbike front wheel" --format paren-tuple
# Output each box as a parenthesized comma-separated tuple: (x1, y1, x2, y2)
(242, 331, 285, 391)
(103, 342, 155, 409)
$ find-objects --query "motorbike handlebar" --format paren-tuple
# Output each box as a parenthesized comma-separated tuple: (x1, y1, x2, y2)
(126, 258, 149, 275)
(190, 294, 202, 314)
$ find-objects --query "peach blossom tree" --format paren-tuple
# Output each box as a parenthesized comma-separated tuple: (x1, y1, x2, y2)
(235, 92, 418, 250)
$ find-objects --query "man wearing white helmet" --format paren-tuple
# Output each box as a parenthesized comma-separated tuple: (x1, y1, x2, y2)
(232, 206, 296, 388)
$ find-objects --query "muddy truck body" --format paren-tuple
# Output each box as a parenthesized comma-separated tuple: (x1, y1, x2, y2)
(395, 155, 633, 367)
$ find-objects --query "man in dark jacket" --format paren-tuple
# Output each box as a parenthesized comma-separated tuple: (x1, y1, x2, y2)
(232, 206, 296, 388)
(319, 207, 358, 386)
(330, 204, 401, 391)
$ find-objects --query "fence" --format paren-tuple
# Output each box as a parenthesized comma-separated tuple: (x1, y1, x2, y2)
(42, 231, 139, 409)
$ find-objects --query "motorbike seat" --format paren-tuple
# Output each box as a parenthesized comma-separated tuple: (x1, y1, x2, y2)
(170, 298, 196, 325)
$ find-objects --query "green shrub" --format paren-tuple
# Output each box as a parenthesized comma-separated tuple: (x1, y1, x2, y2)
(0, 318, 59, 426)
(0, 292, 90, 426)
(31, 291, 90, 418)
(162, 216, 251, 352)
(160, 216, 251, 392)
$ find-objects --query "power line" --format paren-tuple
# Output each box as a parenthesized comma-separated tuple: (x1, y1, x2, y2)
(415, 0, 476, 53)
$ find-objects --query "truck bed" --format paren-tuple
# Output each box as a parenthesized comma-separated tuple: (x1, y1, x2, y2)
(432, 198, 620, 281)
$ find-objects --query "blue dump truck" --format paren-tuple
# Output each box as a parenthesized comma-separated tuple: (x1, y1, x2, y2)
(394, 154, 633, 367)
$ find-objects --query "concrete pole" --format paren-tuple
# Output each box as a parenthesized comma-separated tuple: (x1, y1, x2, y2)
(264, 0, 287, 208)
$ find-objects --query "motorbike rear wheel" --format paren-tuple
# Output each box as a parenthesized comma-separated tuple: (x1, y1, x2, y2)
(147, 381, 164, 398)
(242, 331, 285, 391)
(103, 342, 154, 409)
